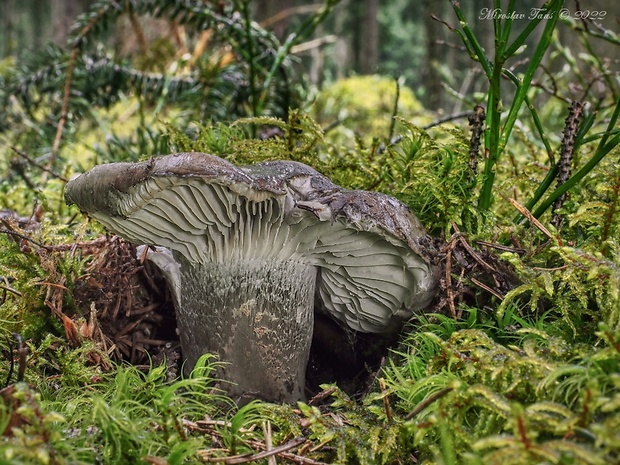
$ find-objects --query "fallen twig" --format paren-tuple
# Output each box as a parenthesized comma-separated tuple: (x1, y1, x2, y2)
(508, 198, 562, 246)
(308, 386, 337, 406)
(378, 377, 393, 423)
(470, 277, 504, 300)
(452, 223, 497, 273)
(0, 228, 50, 251)
(11, 146, 69, 182)
(263, 421, 276, 465)
(198, 437, 307, 464)
(405, 386, 454, 420)
(475, 240, 526, 255)
(422, 110, 472, 130)
(0, 283, 22, 298)
(444, 234, 458, 319)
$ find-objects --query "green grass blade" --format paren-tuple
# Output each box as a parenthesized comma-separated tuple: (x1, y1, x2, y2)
(502, 68, 553, 159)
(502, 2, 554, 59)
(498, 0, 564, 155)
(499, 0, 517, 48)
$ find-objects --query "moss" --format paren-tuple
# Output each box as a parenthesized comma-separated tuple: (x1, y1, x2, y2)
(311, 75, 431, 145)
(376, 325, 620, 464)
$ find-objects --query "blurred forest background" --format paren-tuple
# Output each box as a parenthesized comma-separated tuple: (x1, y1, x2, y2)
(2, 0, 617, 115)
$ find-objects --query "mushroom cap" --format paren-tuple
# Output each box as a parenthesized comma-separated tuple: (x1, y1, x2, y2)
(65, 152, 438, 333)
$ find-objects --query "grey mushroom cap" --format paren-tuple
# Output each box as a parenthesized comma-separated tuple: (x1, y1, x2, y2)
(65, 152, 439, 333)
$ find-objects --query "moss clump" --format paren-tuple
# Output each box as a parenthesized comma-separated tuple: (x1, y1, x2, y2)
(311, 75, 431, 145)
(376, 324, 620, 465)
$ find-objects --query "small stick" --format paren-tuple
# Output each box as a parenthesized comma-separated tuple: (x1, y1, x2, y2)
(4, 336, 15, 387)
(475, 240, 526, 255)
(0, 228, 50, 251)
(470, 277, 504, 300)
(422, 110, 472, 130)
(308, 386, 337, 406)
(457, 236, 497, 273)
(378, 378, 393, 423)
(48, 3, 112, 180)
(14, 333, 27, 383)
(388, 78, 401, 141)
(445, 235, 457, 320)
(0, 284, 22, 297)
(262, 421, 277, 465)
(200, 438, 306, 464)
(508, 198, 562, 246)
(405, 386, 454, 420)
(451, 223, 497, 273)
(10, 147, 68, 182)
(247, 438, 329, 465)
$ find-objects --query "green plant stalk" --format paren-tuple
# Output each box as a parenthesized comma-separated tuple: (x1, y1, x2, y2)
(478, 0, 511, 212)
(533, 134, 620, 218)
(492, 0, 505, 52)
(518, 166, 558, 223)
(472, 0, 512, 212)
(502, 51, 556, 162)
(480, 65, 504, 211)
(532, 99, 620, 219)
(478, 0, 563, 210)
(602, 174, 620, 244)
(499, 0, 516, 49)
(581, 128, 620, 145)
(450, 1, 493, 78)
(573, 110, 598, 152)
(570, 24, 620, 47)
(597, 96, 620, 151)
(497, 0, 563, 156)
(502, 7, 548, 58)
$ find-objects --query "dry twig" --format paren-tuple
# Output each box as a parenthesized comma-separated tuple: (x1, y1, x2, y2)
(11, 146, 68, 182)
(509, 198, 562, 246)
(405, 386, 454, 420)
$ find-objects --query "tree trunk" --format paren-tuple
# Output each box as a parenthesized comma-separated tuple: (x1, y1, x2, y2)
(51, 0, 83, 46)
(332, 0, 351, 80)
(29, 0, 47, 51)
(1, 0, 15, 58)
(422, 0, 444, 110)
(359, 0, 379, 74)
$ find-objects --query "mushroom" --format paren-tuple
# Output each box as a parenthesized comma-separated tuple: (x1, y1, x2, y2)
(65, 152, 438, 403)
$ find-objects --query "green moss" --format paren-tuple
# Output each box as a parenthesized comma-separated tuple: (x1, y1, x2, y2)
(376, 325, 620, 464)
(311, 75, 431, 145)
(0, 355, 230, 465)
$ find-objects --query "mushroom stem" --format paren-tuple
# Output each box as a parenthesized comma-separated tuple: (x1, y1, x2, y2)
(175, 256, 316, 403)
